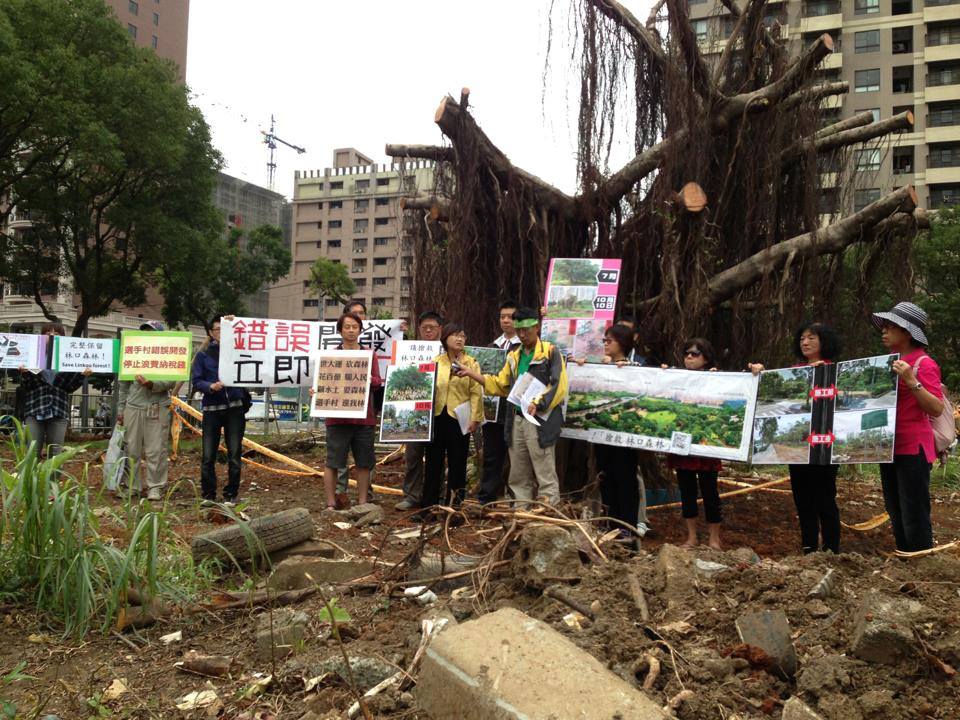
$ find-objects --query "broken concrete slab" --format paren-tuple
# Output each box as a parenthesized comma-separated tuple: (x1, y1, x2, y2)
(255, 608, 308, 660)
(851, 592, 923, 665)
(656, 544, 695, 605)
(353, 505, 384, 528)
(511, 525, 581, 590)
(782, 697, 825, 720)
(694, 558, 729, 578)
(417, 607, 668, 720)
(267, 556, 373, 590)
(735, 609, 798, 678)
(268, 540, 338, 565)
(797, 654, 853, 698)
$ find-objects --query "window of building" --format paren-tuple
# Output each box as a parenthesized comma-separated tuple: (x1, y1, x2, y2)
(329, 200, 342, 210)
(818, 189, 839, 214)
(375, 197, 390, 207)
(354, 219, 369, 232)
(930, 185, 960, 208)
(854, 188, 881, 211)
(354, 278, 367, 287)
(303, 280, 311, 289)
(721, 16, 736, 39)
(855, 69, 880, 92)
(153, 11, 159, 25)
(692, 20, 708, 42)
(930, 102, 960, 127)
(315, 240, 322, 248)
(373, 278, 387, 286)
(928, 24, 960, 47)
(374, 237, 389, 246)
(804, 1, 841, 16)
(401, 256, 413, 270)
(376, 177, 390, 187)
(325, 298, 339, 306)
(930, 144, 960, 168)
(328, 239, 341, 248)
(355, 199, 369, 213)
(355, 179, 370, 190)
(129, 1, 139, 15)
(928, 63, 960, 87)
(374, 258, 388, 266)
(400, 296, 411, 310)
(689, 0, 706, 5)
(303, 299, 318, 308)
(855, 30, 880, 53)
(375, 217, 389, 226)
(353, 239, 368, 253)
(373, 297, 388, 306)
(151, 35, 158, 49)
(855, 148, 882, 171)
(892, 65, 914, 93)
(855, 0, 879, 13)
(330, 181, 343, 190)
(891, 0, 912, 13)
(317, 202, 323, 210)
(352, 260, 367, 273)
(892, 27, 913, 54)
(401, 277, 412, 290)
(328, 220, 342, 229)
(128, 23, 138, 38)
(316, 221, 322, 229)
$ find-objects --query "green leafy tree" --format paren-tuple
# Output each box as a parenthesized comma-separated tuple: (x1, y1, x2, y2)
(368, 306, 394, 320)
(307, 258, 356, 319)
(913, 207, 960, 387)
(0, 0, 224, 336)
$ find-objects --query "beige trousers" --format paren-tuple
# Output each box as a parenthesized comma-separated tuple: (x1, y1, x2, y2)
(507, 419, 560, 505)
(124, 403, 170, 492)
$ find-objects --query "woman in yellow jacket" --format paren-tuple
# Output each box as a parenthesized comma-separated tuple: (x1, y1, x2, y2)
(421, 322, 483, 511)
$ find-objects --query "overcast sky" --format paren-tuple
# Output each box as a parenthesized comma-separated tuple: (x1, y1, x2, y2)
(186, 0, 652, 200)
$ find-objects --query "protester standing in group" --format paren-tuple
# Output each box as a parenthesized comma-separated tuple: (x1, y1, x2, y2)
(192, 318, 250, 505)
(458, 307, 568, 505)
(18, 322, 92, 458)
(396, 310, 444, 511)
(477, 300, 521, 505)
(421, 324, 483, 513)
(322, 312, 383, 510)
(667, 338, 724, 549)
(871, 302, 945, 552)
(750, 322, 843, 553)
(335, 299, 370, 507)
(117, 320, 174, 501)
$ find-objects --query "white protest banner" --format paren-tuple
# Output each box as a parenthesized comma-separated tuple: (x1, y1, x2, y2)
(220, 317, 320, 387)
(53, 337, 118, 373)
(0, 332, 47, 371)
(317, 320, 404, 378)
(391, 339, 441, 365)
(562, 364, 759, 461)
(310, 350, 373, 419)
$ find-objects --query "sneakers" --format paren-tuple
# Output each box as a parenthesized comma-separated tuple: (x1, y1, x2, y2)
(395, 499, 416, 511)
(223, 497, 239, 508)
(146, 488, 162, 502)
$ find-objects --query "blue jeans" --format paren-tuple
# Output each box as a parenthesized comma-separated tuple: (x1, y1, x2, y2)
(879, 452, 933, 552)
(201, 406, 246, 501)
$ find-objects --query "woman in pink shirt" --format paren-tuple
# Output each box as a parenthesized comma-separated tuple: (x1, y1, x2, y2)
(872, 302, 945, 552)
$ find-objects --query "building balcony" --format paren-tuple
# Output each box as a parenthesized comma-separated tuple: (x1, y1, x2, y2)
(926, 165, 960, 183)
(822, 51, 843, 69)
(799, 14, 842, 35)
(925, 0, 960, 22)
(926, 84, 960, 102)
(823, 94, 844, 109)
(927, 124, 960, 142)
(925, 43, 960, 63)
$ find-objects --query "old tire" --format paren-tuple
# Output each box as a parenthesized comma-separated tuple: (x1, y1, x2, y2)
(191, 507, 314, 566)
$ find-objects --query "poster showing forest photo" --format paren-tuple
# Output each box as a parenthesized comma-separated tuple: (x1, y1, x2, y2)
(755, 366, 814, 416)
(561, 364, 759, 461)
(379, 402, 433, 443)
(384, 363, 435, 402)
(831, 409, 895, 464)
(548, 258, 602, 286)
(546, 285, 598, 318)
(751, 414, 812, 464)
(836, 354, 898, 412)
(465, 346, 507, 375)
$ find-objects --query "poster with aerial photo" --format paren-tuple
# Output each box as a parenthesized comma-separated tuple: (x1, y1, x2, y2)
(379, 363, 436, 443)
(752, 414, 812, 464)
(561, 364, 759, 461)
(466, 346, 508, 424)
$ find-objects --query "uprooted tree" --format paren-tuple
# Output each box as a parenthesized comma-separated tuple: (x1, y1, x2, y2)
(388, 0, 927, 366)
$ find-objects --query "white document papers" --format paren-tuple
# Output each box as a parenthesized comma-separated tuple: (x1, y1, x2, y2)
(453, 401, 473, 435)
(507, 374, 548, 426)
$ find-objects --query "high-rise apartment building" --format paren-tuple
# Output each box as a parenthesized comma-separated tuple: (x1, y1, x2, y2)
(104, 0, 190, 77)
(688, 0, 960, 209)
(269, 149, 435, 322)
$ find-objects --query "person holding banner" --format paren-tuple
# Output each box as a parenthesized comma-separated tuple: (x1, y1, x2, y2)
(872, 302, 945, 552)
(750, 322, 843, 554)
(457, 307, 568, 505)
(117, 320, 174, 501)
(18, 322, 92, 458)
(420, 324, 483, 513)
(323, 312, 383, 510)
(334, 299, 370, 507)
(192, 319, 251, 505)
(666, 338, 724, 550)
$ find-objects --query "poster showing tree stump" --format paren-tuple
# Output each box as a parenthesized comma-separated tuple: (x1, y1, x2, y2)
(380, 362, 436, 443)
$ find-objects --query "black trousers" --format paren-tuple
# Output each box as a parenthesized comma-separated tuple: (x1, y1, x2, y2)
(423, 412, 470, 508)
(676, 469, 722, 523)
(788, 464, 840, 554)
(879, 452, 933, 552)
(596, 445, 639, 532)
(201, 406, 246, 501)
(478, 422, 508, 504)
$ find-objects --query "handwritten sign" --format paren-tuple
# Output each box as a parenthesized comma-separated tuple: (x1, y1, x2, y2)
(118, 331, 192, 381)
(318, 320, 403, 378)
(219, 317, 319, 387)
(53, 337, 118, 373)
(0, 332, 47, 371)
(391, 339, 442, 365)
(310, 350, 372, 419)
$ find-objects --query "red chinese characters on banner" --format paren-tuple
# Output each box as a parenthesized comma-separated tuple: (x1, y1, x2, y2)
(231, 319, 268, 351)
(274, 321, 311, 352)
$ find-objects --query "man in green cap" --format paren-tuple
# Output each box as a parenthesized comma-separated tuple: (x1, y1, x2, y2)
(457, 306, 568, 505)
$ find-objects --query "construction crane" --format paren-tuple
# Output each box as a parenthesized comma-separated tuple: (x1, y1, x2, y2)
(260, 114, 306, 190)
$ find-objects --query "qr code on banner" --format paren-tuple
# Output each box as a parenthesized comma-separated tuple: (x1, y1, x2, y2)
(670, 431, 692, 455)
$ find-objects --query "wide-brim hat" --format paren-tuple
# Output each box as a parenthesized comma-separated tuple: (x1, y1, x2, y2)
(871, 301, 928, 346)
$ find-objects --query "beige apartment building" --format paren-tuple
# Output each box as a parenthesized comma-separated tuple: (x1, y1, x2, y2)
(689, 0, 960, 210)
(269, 149, 435, 322)
(104, 0, 189, 78)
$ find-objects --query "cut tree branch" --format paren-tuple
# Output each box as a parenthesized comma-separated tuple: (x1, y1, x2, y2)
(705, 186, 918, 305)
(815, 110, 875, 139)
(813, 111, 913, 155)
(782, 81, 849, 109)
(385, 144, 454, 162)
(400, 194, 450, 221)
